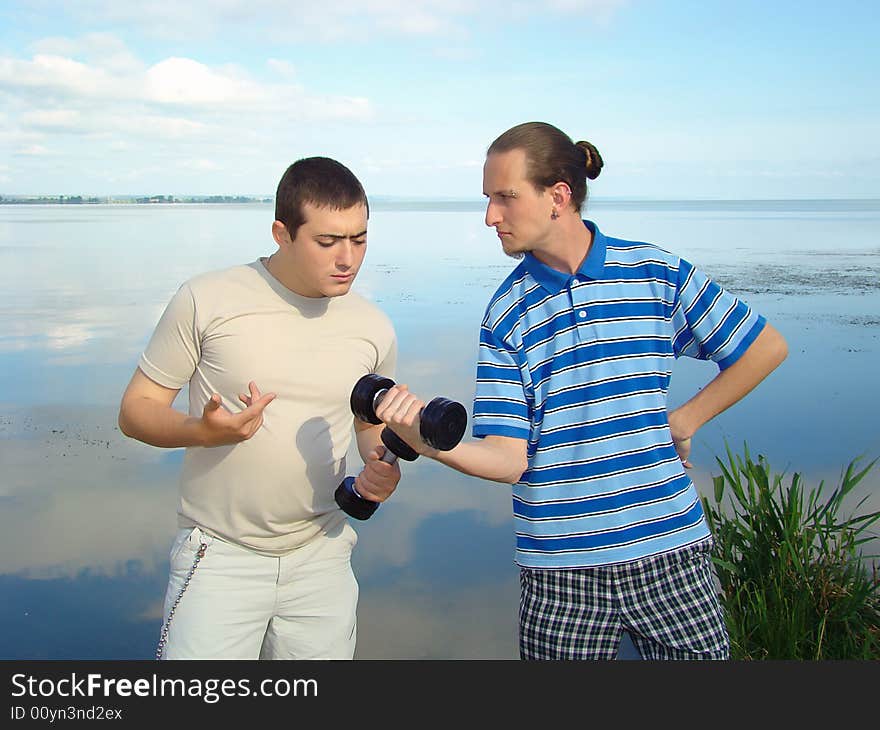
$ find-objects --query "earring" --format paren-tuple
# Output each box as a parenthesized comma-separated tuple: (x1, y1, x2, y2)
(550, 209, 559, 220)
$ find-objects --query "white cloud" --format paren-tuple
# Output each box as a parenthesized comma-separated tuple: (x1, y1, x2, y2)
(267, 59, 296, 77)
(13, 107, 208, 142)
(143, 57, 267, 106)
(37, 0, 625, 41)
(0, 50, 367, 116)
(30, 32, 144, 72)
(0, 3, 633, 194)
(0, 34, 376, 188)
(0, 54, 121, 99)
(545, 0, 626, 14)
(20, 109, 83, 131)
(14, 144, 50, 156)
(375, 5, 457, 35)
(115, 113, 208, 138)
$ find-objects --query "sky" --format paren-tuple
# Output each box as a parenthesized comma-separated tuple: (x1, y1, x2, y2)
(0, 0, 877, 199)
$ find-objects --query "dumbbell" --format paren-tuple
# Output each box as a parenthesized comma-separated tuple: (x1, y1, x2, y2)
(334, 373, 468, 520)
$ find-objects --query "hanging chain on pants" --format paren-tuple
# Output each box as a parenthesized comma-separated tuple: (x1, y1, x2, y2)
(155, 540, 209, 660)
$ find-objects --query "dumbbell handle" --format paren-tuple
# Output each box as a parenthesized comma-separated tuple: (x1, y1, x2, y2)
(372, 388, 413, 421)
(371, 388, 427, 454)
(372, 388, 390, 413)
(360, 444, 395, 487)
(334, 417, 408, 520)
(346, 385, 409, 495)
(379, 448, 399, 466)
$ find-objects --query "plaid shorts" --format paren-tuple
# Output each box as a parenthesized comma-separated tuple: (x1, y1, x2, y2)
(519, 539, 729, 660)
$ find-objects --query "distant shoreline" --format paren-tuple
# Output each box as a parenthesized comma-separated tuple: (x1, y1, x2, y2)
(1, 196, 878, 213)
(0, 195, 272, 205)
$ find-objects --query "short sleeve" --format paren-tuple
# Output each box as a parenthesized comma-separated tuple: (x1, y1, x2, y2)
(375, 335, 397, 381)
(472, 321, 530, 439)
(672, 258, 765, 370)
(138, 283, 201, 389)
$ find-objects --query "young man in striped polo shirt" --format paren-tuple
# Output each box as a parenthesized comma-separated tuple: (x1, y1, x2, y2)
(375, 121, 788, 660)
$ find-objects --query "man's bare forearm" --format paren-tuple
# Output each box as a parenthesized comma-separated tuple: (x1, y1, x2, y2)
(369, 385, 528, 484)
(118, 397, 206, 448)
(670, 322, 788, 439)
(355, 423, 385, 462)
(423, 437, 528, 485)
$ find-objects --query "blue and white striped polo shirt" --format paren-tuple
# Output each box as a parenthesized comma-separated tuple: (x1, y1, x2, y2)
(473, 220, 766, 569)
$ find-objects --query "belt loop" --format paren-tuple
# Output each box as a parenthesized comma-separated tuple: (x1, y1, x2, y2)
(193, 527, 214, 548)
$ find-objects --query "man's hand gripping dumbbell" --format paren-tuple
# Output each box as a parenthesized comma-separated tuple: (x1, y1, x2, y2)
(335, 374, 467, 520)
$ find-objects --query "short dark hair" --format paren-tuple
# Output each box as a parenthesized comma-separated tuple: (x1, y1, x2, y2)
(274, 157, 369, 239)
(487, 122, 603, 213)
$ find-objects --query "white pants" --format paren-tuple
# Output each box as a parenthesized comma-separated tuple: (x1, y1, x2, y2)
(159, 521, 359, 660)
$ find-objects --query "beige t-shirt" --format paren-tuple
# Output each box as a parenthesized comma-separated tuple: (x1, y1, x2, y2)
(138, 259, 397, 555)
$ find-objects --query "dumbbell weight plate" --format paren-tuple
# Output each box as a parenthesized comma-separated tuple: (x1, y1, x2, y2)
(334, 476, 380, 520)
(381, 427, 420, 462)
(350, 373, 395, 425)
(420, 398, 468, 451)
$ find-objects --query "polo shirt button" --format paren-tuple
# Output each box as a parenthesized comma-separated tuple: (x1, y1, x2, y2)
(578, 311, 587, 319)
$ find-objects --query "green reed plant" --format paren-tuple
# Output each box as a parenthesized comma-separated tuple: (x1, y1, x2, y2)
(702, 443, 880, 659)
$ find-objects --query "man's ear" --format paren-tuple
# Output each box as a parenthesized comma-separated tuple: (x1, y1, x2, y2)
(271, 220, 289, 247)
(550, 182, 572, 209)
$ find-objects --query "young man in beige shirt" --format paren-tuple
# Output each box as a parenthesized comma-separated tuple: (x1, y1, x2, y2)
(118, 157, 399, 659)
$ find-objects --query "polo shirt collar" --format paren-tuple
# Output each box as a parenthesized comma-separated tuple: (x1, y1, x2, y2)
(523, 219, 607, 294)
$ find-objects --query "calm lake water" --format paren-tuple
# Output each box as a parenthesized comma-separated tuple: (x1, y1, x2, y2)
(0, 199, 878, 659)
